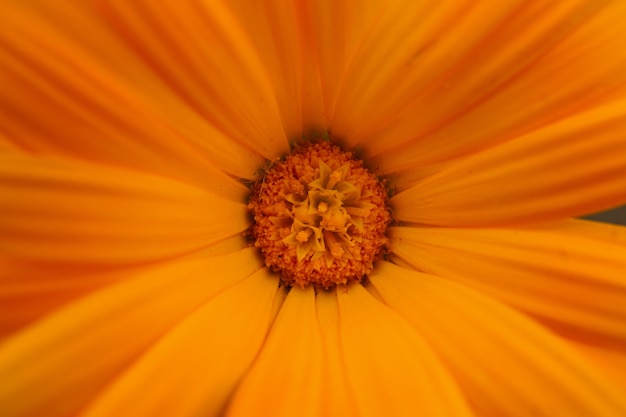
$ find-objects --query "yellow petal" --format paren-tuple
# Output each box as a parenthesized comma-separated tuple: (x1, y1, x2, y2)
(80, 267, 282, 417)
(0, 248, 263, 417)
(335, 284, 472, 417)
(361, 1, 626, 171)
(389, 223, 626, 346)
(226, 286, 324, 417)
(0, 1, 265, 183)
(391, 97, 626, 226)
(369, 261, 626, 416)
(0, 153, 249, 264)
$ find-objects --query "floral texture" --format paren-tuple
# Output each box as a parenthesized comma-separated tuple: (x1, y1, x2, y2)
(1, 1, 626, 416)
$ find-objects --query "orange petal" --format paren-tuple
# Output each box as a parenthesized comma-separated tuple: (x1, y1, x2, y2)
(314, 290, 359, 417)
(519, 219, 626, 391)
(226, 286, 325, 417)
(225, 286, 360, 417)
(0, 248, 264, 417)
(95, 0, 288, 159)
(0, 153, 249, 264)
(0, 259, 132, 339)
(332, 0, 519, 146)
(546, 218, 626, 244)
(0, 132, 21, 153)
(0, 1, 267, 183)
(571, 340, 626, 392)
(0, 233, 249, 339)
(227, 0, 326, 139)
(335, 284, 472, 417)
(300, 0, 384, 131)
(80, 267, 282, 417)
(333, 0, 606, 147)
(391, 97, 626, 226)
(359, 1, 626, 170)
(369, 261, 626, 416)
(389, 222, 626, 347)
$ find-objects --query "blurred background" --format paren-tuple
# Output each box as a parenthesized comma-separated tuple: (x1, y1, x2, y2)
(585, 205, 626, 225)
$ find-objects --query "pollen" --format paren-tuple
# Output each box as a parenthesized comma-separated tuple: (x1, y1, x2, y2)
(248, 141, 391, 289)
(296, 229, 311, 243)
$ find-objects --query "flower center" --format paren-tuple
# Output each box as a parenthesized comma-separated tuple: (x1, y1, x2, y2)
(248, 141, 391, 289)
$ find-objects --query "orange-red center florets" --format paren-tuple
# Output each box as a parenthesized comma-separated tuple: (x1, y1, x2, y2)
(248, 141, 391, 289)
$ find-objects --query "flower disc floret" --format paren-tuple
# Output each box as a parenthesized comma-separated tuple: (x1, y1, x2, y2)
(248, 141, 391, 288)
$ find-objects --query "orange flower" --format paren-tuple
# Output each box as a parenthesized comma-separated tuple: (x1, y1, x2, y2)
(1, 1, 626, 416)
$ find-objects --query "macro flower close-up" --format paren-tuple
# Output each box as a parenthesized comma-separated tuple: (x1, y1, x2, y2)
(2, 0, 626, 416)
